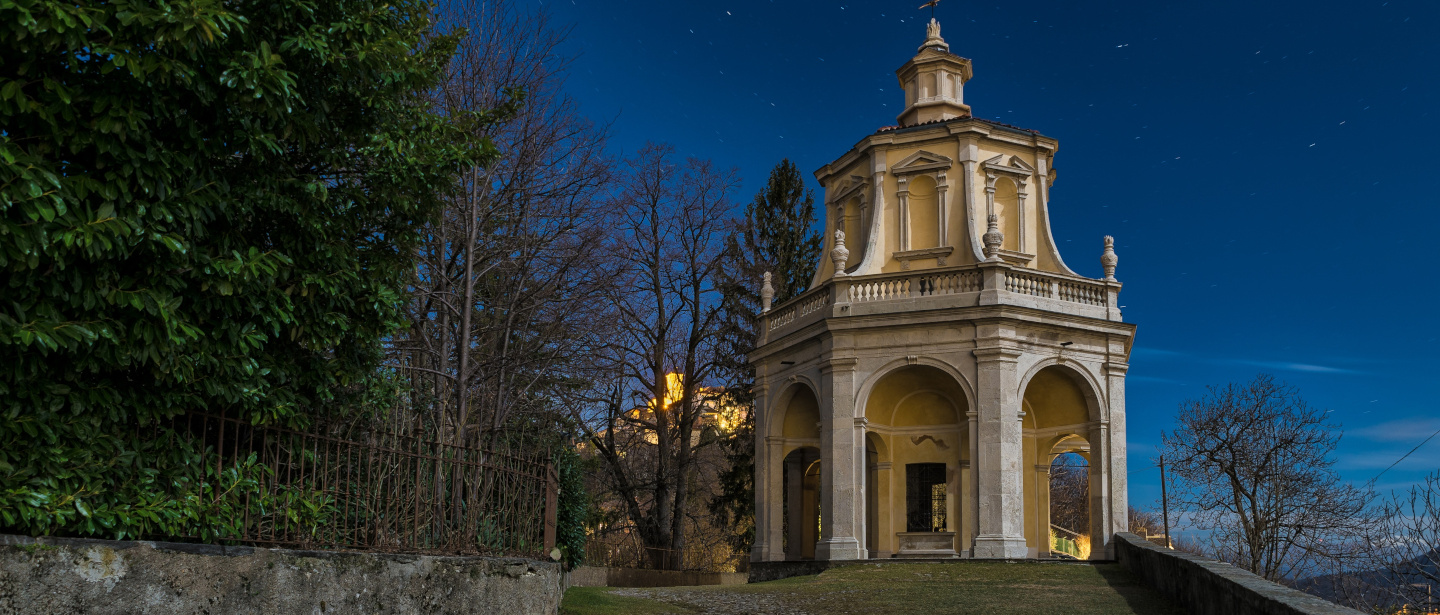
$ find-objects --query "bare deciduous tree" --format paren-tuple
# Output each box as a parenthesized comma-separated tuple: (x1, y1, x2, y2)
(1050, 453, 1089, 535)
(572, 143, 739, 570)
(390, 0, 614, 447)
(1160, 374, 1372, 582)
(1128, 506, 1165, 537)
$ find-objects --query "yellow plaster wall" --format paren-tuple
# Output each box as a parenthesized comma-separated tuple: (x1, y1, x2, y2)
(781, 387, 821, 439)
(908, 175, 939, 251)
(1022, 368, 1091, 428)
(994, 177, 1020, 253)
(862, 365, 969, 555)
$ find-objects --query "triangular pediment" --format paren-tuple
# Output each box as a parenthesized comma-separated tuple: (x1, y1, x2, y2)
(833, 174, 869, 202)
(893, 150, 954, 175)
(982, 154, 1034, 177)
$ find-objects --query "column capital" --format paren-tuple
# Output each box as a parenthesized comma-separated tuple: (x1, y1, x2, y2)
(1103, 362, 1130, 376)
(875, 461, 893, 471)
(1034, 464, 1052, 473)
(822, 356, 860, 373)
(973, 346, 1023, 363)
(853, 417, 870, 428)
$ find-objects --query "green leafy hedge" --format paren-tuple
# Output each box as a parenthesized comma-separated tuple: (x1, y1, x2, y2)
(554, 446, 591, 568)
(0, 0, 494, 540)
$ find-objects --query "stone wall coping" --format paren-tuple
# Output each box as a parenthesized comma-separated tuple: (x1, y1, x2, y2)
(0, 533, 548, 567)
(1114, 532, 1363, 615)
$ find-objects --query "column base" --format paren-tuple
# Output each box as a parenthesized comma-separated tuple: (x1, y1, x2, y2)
(972, 534, 1028, 559)
(814, 537, 864, 561)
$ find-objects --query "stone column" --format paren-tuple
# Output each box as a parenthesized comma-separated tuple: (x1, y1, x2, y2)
(1101, 361, 1129, 558)
(936, 171, 949, 251)
(854, 417, 870, 560)
(785, 451, 805, 560)
(763, 437, 785, 561)
(1015, 178, 1028, 253)
(873, 460, 893, 558)
(972, 345, 1028, 559)
(1088, 421, 1111, 561)
(966, 410, 979, 556)
(897, 177, 911, 252)
(816, 357, 863, 561)
(752, 381, 776, 562)
(1035, 463, 1052, 557)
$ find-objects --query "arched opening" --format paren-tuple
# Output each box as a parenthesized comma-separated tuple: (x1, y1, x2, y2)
(923, 72, 937, 98)
(1048, 442, 1091, 559)
(843, 196, 864, 268)
(781, 447, 821, 560)
(776, 385, 821, 561)
(1021, 365, 1102, 558)
(907, 174, 939, 251)
(861, 364, 968, 558)
(994, 177, 1021, 253)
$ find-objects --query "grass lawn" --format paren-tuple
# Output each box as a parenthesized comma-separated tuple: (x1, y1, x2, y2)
(561, 561, 1186, 615)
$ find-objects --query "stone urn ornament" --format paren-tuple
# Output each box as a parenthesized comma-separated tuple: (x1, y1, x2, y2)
(760, 271, 774, 313)
(831, 229, 850, 276)
(1101, 236, 1118, 281)
(982, 214, 1004, 262)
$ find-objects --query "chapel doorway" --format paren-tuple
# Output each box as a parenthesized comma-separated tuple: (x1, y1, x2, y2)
(781, 447, 821, 560)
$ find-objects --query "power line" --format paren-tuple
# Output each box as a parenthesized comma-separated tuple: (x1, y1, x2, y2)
(1368, 425, 1440, 486)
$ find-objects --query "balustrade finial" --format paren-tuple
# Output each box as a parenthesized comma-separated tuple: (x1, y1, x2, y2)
(761, 271, 774, 313)
(982, 214, 1004, 262)
(831, 230, 850, 277)
(1101, 236, 1118, 282)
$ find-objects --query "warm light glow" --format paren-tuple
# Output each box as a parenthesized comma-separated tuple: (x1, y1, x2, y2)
(712, 398, 745, 433)
(648, 372, 685, 412)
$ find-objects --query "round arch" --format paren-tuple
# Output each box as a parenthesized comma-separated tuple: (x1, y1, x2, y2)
(1017, 359, 1106, 423)
(855, 357, 976, 425)
(766, 377, 822, 437)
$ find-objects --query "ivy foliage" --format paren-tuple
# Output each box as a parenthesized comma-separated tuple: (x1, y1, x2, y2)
(0, 0, 501, 539)
(553, 445, 591, 568)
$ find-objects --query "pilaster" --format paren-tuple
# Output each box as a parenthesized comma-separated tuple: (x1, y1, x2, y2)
(1101, 361, 1129, 558)
(816, 356, 864, 561)
(1034, 463, 1052, 556)
(752, 381, 776, 562)
(972, 345, 1028, 559)
(873, 461, 894, 558)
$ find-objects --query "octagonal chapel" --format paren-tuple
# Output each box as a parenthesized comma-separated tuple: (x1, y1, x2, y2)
(750, 19, 1134, 562)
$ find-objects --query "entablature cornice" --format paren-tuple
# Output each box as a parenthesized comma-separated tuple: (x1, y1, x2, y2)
(893, 149, 955, 175)
(972, 346, 1024, 362)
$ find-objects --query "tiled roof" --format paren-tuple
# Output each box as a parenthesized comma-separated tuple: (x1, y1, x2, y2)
(876, 116, 1042, 135)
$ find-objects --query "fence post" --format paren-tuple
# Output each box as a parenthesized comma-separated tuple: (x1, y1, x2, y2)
(544, 464, 558, 553)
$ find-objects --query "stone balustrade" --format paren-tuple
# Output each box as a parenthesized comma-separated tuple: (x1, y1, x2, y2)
(762, 262, 1120, 341)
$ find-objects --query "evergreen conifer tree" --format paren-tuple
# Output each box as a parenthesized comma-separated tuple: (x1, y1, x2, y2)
(710, 159, 821, 555)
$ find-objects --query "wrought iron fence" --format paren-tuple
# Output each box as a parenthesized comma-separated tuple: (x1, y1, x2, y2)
(157, 411, 556, 558)
(583, 529, 744, 572)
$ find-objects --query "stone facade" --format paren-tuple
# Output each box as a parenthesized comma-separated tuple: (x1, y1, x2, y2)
(750, 19, 1134, 564)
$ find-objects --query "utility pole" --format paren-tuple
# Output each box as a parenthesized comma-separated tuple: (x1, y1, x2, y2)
(1159, 455, 1172, 549)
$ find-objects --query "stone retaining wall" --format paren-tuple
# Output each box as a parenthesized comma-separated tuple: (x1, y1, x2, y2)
(0, 534, 563, 615)
(1113, 532, 1362, 615)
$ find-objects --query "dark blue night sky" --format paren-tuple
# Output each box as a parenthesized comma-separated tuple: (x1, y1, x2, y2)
(543, 0, 1439, 515)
